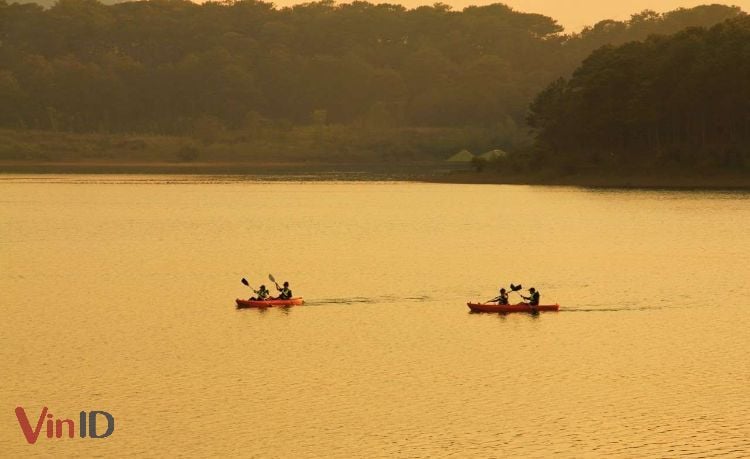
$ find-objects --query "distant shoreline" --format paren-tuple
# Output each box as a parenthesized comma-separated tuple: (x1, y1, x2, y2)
(2, 160, 749, 190)
(426, 170, 750, 190)
(0, 160, 456, 180)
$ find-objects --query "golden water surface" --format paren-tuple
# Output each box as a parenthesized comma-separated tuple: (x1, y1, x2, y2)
(1, 175, 749, 457)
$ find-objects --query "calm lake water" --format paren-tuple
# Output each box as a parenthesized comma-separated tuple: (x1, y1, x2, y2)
(1, 175, 749, 457)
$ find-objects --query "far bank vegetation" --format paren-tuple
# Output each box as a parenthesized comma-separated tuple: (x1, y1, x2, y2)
(0, 0, 748, 180)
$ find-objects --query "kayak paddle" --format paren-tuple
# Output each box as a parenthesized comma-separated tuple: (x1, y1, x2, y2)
(509, 283, 524, 298)
(268, 273, 280, 289)
(241, 278, 254, 290)
(485, 283, 521, 303)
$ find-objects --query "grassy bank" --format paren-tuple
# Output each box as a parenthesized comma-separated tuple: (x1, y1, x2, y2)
(3, 128, 748, 189)
(0, 125, 512, 166)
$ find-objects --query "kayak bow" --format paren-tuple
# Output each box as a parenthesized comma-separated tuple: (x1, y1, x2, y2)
(467, 302, 559, 313)
(236, 297, 305, 308)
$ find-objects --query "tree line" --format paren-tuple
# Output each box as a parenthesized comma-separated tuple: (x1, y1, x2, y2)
(528, 15, 750, 171)
(0, 1, 742, 139)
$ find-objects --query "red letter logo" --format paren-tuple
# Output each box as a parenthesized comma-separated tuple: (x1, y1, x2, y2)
(15, 406, 48, 444)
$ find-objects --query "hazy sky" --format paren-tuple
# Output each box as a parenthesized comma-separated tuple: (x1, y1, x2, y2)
(498, 1, 749, 30)
(272, 1, 749, 31)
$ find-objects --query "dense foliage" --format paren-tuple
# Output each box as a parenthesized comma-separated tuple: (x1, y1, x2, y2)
(528, 15, 750, 170)
(0, 0, 742, 139)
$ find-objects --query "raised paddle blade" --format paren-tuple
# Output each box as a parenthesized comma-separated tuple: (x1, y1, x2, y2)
(511, 284, 523, 292)
(241, 278, 249, 286)
(268, 273, 276, 283)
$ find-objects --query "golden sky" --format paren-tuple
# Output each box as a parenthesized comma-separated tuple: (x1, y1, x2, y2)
(273, 1, 749, 31)
(498, 1, 749, 30)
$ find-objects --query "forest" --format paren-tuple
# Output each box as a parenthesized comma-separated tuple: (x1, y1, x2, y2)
(527, 15, 750, 173)
(0, 1, 747, 170)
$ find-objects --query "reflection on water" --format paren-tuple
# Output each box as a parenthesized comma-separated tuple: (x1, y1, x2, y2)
(1, 175, 749, 457)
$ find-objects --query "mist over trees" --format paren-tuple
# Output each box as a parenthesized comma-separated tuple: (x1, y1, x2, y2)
(528, 15, 750, 172)
(0, 1, 745, 164)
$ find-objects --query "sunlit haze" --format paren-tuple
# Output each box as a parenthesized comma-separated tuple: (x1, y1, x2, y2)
(269, 0, 750, 31)
(2, 0, 750, 454)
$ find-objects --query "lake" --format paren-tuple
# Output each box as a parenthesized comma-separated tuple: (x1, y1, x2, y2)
(1, 175, 749, 457)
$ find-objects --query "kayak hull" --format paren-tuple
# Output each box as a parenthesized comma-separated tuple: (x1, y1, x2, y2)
(467, 302, 559, 313)
(236, 297, 304, 308)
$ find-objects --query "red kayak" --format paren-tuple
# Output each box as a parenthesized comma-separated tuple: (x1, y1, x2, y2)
(467, 302, 559, 313)
(236, 297, 304, 308)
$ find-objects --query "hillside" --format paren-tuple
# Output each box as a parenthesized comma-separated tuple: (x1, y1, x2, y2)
(0, 1, 744, 168)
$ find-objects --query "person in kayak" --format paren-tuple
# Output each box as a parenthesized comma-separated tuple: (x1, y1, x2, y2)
(522, 287, 540, 306)
(274, 281, 293, 300)
(250, 284, 270, 301)
(492, 288, 509, 305)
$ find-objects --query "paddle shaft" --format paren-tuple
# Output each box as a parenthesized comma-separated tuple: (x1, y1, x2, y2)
(268, 273, 280, 290)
